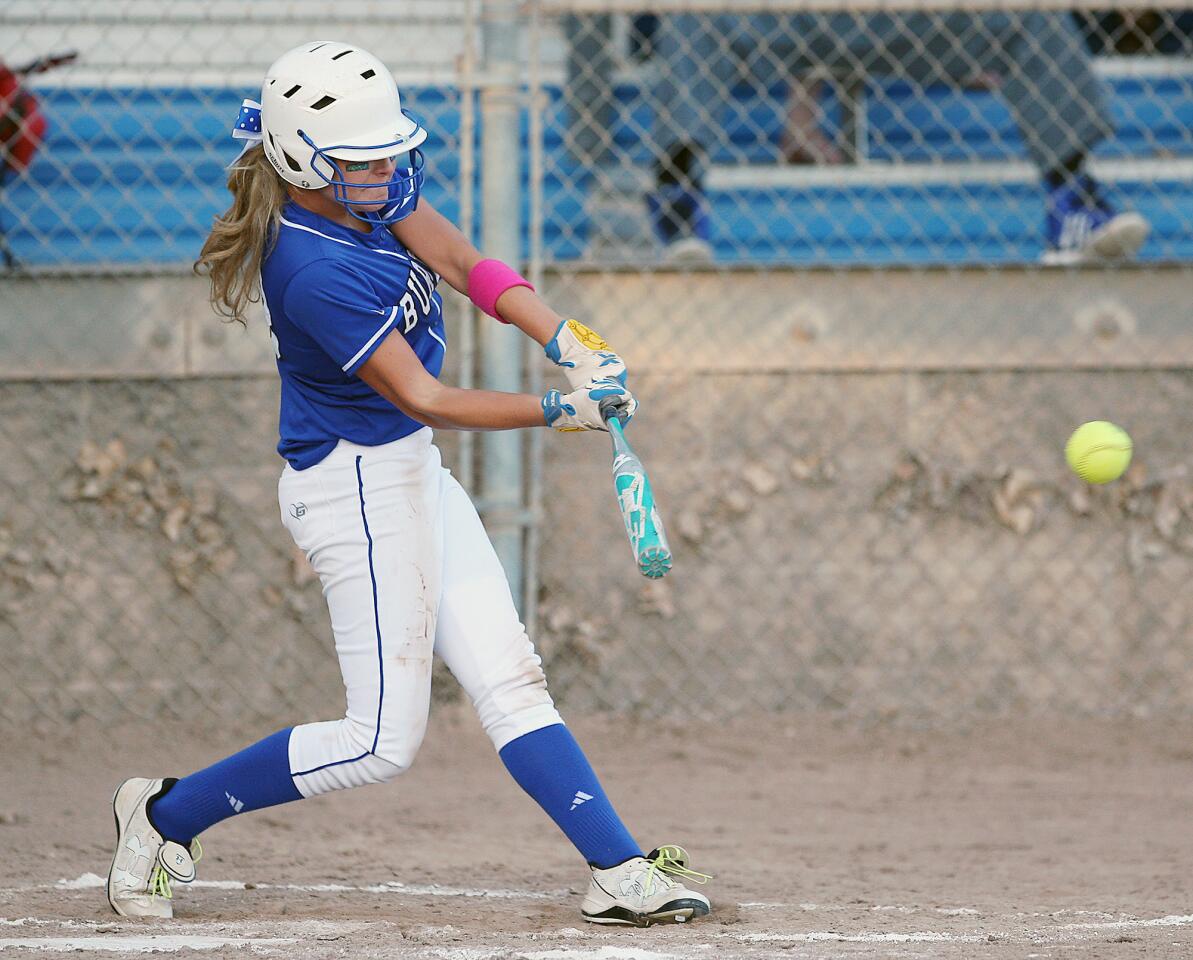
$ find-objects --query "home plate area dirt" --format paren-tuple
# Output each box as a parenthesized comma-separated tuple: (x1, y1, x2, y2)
(2, 711, 1191, 958)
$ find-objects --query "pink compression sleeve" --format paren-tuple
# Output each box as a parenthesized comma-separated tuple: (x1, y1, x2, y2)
(468, 259, 535, 324)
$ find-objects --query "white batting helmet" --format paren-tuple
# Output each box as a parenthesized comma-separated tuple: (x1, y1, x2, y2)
(260, 41, 427, 222)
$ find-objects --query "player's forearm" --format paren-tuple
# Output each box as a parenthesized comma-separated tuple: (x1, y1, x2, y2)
(492, 285, 564, 347)
(417, 385, 546, 431)
(358, 332, 547, 431)
(378, 378, 545, 432)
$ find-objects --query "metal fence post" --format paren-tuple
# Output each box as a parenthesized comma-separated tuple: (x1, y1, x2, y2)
(479, 0, 526, 608)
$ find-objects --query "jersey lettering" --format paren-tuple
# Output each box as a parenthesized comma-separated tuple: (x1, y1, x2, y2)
(409, 259, 437, 300)
(394, 260, 439, 334)
(399, 292, 419, 334)
(406, 268, 432, 314)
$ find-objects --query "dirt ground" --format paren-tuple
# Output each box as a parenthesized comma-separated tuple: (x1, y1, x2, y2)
(1, 711, 1191, 959)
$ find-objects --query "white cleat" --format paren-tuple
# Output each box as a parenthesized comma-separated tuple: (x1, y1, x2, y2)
(1084, 210, 1150, 260)
(663, 236, 714, 264)
(581, 845, 712, 927)
(106, 777, 198, 919)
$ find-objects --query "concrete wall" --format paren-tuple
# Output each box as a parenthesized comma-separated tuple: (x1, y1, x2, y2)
(3, 264, 1188, 380)
(1, 265, 1190, 728)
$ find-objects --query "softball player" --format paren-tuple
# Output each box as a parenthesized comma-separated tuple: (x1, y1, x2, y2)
(105, 41, 710, 928)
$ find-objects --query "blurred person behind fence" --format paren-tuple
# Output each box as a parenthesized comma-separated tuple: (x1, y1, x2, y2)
(1076, 8, 1193, 55)
(563, 14, 658, 170)
(0, 51, 76, 268)
(649, 12, 1150, 265)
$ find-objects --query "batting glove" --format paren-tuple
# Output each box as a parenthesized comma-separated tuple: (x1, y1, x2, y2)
(544, 319, 628, 391)
(542, 377, 637, 432)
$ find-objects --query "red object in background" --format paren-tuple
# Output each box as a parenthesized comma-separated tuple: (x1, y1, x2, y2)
(0, 62, 48, 174)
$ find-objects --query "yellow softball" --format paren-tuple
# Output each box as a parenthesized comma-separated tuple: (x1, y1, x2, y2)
(1065, 421, 1133, 484)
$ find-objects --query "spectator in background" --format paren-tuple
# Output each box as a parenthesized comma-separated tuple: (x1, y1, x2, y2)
(1075, 9, 1193, 55)
(0, 51, 75, 268)
(563, 14, 618, 169)
(782, 66, 1003, 166)
(1153, 10, 1193, 53)
(0, 62, 47, 174)
(649, 12, 1151, 264)
(779, 74, 842, 166)
(563, 15, 657, 169)
(0, 60, 46, 269)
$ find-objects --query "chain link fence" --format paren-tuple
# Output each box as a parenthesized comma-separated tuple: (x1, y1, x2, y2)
(531, 1, 1193, 721)
(2, 2, 1192, 729)
(544, 4, 1193, 264)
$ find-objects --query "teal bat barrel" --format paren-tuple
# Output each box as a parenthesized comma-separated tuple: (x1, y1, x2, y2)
(601, 402, 673, 579)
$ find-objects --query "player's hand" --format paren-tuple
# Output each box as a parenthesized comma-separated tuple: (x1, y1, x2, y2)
(541, 377, 637, 432)
(544, 319, 627, 391)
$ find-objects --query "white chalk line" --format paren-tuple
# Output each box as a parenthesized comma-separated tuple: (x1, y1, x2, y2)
(721, 913, 1193, 946)
(3, 915, 1191, 957)
(728, 930, 982, 944)
(413, 951, 695, 960)
(742, 902, 975, 917)
(520, 950, 683, 960)
(7, 883, 1192, 954)
(1057, 914, 1193, 933)
(2, 917, 355, 933)
(49, 872, 557, 899)
(0, 935, 294, 953)
(0, 917, 368, 954)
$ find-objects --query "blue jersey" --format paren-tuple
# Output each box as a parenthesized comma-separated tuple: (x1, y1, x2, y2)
(261, 201, 446, 469)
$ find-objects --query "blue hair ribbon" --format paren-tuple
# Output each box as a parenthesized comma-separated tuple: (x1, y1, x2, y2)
(228, 98, 263, 166)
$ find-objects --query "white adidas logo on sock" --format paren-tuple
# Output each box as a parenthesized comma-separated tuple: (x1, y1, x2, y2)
(225, 791, 244, 813)
(570, 790, 594, 811)
(1059, 211, 1093, 251)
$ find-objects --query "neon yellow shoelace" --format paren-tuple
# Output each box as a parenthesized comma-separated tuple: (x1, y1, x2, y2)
(147, 866, 172, 900)
(148, 838, 203, 901)
(645, 845, 713, 893)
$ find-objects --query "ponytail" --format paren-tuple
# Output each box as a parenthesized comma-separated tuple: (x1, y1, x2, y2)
(194, 145, 287, 325)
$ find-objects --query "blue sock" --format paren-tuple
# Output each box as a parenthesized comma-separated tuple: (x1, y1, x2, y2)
(149, 728, 303, 844)
(499, 723, 643, 869)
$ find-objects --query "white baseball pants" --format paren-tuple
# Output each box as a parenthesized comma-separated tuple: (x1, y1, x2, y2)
(278, 430, 562, 797)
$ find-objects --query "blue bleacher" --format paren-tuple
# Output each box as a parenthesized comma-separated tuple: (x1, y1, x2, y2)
(709, 179, 1193, 264)
(3, 71, 1191, 268)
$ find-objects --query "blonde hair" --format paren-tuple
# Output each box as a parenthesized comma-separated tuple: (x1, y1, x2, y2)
(194, 145, 287, 325)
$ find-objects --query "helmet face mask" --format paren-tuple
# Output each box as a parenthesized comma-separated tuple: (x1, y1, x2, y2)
(302, 131, 426, 225)
(261, 41, 428, 225)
